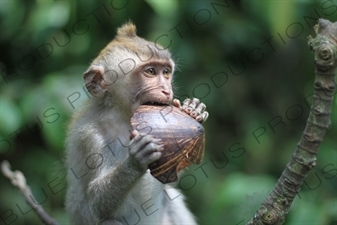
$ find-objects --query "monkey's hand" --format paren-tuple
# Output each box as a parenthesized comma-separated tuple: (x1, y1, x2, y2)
(128, 130, 163, 172)
(173, 98, 209, 123)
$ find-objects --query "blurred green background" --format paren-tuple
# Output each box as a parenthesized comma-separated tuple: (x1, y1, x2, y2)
(0, 0, 336, 224)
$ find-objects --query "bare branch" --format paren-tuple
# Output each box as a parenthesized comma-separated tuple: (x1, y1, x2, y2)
(1, 160, 60, 225)
(247, 19, 337, 225)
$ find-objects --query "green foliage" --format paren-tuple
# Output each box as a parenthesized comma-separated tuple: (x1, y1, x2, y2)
(0, 0, 336, 224)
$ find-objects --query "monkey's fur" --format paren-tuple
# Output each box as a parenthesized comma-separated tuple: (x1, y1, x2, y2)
(65, 22, 207, 225)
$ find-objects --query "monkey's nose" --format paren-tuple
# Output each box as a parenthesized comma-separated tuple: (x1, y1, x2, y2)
(162, 90, 171, 96)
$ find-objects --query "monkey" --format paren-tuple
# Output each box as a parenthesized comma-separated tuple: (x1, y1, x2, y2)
(65, 22, 209, 225)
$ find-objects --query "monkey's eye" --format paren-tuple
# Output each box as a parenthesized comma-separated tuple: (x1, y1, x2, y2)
(145, 68, 156, 76)
(163, 68, 171, 78)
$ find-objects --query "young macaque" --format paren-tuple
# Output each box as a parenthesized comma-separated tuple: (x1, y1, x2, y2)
(65, 22, 208, 225)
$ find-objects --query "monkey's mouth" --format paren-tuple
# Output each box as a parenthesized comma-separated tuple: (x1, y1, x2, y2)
(142, 101, 170, 106)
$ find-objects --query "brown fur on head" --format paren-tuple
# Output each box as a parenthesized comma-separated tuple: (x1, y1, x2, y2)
(116, 21, 137, 38)
(83, 22, 175, 114)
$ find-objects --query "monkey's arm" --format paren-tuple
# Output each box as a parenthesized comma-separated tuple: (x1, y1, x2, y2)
(85, 131, 163, 220)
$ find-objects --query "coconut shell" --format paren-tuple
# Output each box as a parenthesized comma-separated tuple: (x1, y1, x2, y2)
(131, 105, 205, 184)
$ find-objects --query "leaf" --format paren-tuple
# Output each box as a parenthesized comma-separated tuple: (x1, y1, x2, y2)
(0, 96, 23, 134)
(145, 0, 178, 17)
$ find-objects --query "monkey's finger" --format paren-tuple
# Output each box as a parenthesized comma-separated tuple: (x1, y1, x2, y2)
(190, 98, 200, 109)
(185, 98, 199, 114)
(134, 143, 163, 163)
(129, 133, 150, 150)
(130, 130, 139, 140)
(131, 130, 139, 138)
(131, 131, 144, 144)
(181, 98, 191, 111)
(130, 142, 163, 170)
(130, 134, 158, 154)
(196, 111, 209, 123)
(128, 131, 138, 145)
(197, 102, 206, 112)
(147, 151, 162, 163)
(203, 112, 209, 122)
(183, 98, 191, 105)
(190, 103, 206, 118)
(172, 99, 181, 108)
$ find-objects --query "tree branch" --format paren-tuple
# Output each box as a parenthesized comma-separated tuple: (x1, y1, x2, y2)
(247, 19, 337, 225)
(1, 160, 60, 225)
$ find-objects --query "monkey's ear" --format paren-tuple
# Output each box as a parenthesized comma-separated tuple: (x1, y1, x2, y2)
(83, 65, 107, 98)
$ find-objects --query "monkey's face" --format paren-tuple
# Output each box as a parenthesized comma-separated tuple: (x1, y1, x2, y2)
(83, 22, 175, 115)
(132, 60, 174, 107)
